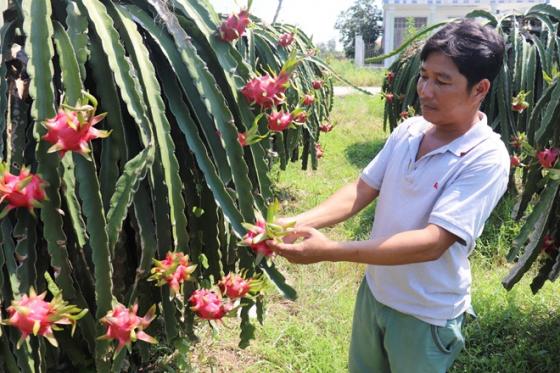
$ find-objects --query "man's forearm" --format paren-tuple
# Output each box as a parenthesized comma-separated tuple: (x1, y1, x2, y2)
(325, 225, 457, 265)
(293, 179, 378, 229)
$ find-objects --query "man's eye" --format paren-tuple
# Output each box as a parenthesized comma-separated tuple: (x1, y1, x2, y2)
(436, 80, 449, 85)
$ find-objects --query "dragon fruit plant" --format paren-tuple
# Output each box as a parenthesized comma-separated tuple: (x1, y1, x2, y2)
(0, 0, 331, 369)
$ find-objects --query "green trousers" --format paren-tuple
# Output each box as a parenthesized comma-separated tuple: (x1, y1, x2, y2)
(348, 278, 465, 373)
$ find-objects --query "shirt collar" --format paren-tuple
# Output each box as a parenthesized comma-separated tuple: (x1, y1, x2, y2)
(407, 112, 494, 157)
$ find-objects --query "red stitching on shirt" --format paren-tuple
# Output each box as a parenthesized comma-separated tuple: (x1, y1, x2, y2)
(433, 182, 439, 190)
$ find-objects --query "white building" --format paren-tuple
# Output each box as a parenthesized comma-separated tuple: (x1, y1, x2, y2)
(381, 0, 549, 67)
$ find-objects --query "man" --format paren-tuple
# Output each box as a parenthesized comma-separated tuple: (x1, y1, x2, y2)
(267, 19, 509, 372)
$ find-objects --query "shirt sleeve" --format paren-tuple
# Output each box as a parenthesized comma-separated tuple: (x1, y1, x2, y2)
(360, 121, 406, 189)
(428, 155, 509, 251)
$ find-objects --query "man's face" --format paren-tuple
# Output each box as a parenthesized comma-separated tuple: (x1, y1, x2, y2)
(417, 52, 482, 127)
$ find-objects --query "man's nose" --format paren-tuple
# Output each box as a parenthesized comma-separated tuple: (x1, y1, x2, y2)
(418, 79, 433, 99)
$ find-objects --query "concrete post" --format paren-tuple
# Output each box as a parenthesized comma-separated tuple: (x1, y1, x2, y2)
(354, 34, 365, 67)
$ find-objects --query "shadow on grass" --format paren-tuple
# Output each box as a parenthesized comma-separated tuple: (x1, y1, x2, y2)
(344, 139, 386, 169)
(452, 306, 560, 372)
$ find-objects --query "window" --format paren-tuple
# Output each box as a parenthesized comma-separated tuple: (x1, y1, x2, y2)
(393, 17, 428, 49)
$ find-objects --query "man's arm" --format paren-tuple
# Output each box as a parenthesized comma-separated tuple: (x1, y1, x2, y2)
(286, 177, 379, 229)
(267, 224, 459, 265)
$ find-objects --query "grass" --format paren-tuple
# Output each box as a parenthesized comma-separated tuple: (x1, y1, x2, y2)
(325, 57, 386, 87)
(187, 94, 560, 372)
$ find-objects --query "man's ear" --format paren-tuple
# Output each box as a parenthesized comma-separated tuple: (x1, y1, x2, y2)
(472, 79, 491, 102)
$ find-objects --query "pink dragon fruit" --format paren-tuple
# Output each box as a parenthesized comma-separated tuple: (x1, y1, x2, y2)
(43, 108, 109, 158)
(315, 143, 324, 159)
(241, 72, 290, 109)
(219, 10, 251, 42)
(218, 273, 252, 299)
(302, 94, 315, 106)
(537, 148, 560, 169)
(278, 32, 295, 47)
(242, 218, 274, 257)
(0, 166, 46, 218)
(312, 80, 322, 89)
(319, 123, 333, 133)
(99, 303, 157, 352)
(149, 251, 197, 298)
(189, 289, 233, 320)
(4, 289, 87, 348)
(267, 111, 293, 132)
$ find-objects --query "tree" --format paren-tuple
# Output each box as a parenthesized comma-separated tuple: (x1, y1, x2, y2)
(335, 0, 383, 58)
(272, 0, 283, 23)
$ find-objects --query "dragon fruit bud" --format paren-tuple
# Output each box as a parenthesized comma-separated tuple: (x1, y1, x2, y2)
(293, 112, 308, 124)
(278, 32, 295, 47)
(241, 74, 288, 109)
(302, 94, 315, 106)
(386, 71, 395, 84)
(238, 132, 248, 146)
(542, 235, 557, 256)
(400, 111, 409, 120)
(512, 102, 529, 113)
(315, 143, 324, 159)
(537, 148, 560, 169)
(319, 123, 333, 133)
(510, 155, 521, 168)
(0, 167, 46, 218)
(510, 133, 527, 150)
(218, 273, 252, 299)
(219, 10, 251, 42)
(511, 91, 530, 113)
(43, 109, 110, 159)
(5, 289, 87, 348)
(189, 289, 233, 320)
(383, 93, 394, 103)
(149, 252, 197, 298)
(312, 80, 322, 89)
(267, 111, 293, 132)
(99, 303, 157, 352)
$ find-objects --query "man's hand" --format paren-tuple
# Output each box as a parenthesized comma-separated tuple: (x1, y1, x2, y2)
(266, 227, 337, 264)
(274, 217, 299, 244)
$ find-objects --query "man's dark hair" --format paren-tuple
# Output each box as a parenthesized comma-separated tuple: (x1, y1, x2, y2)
(420, 19, 505, 89)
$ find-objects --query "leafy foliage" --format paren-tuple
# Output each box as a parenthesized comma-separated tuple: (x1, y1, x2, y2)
(334, 0, 383, 58)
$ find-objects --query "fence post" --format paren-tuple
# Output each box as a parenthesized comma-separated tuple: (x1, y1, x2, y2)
(354, 34, 365, 67)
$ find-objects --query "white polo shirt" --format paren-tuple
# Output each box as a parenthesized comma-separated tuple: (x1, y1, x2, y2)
(360, 113, 509, 326)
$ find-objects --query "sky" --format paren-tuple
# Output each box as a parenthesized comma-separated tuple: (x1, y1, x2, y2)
(208, 0, 360, 49)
